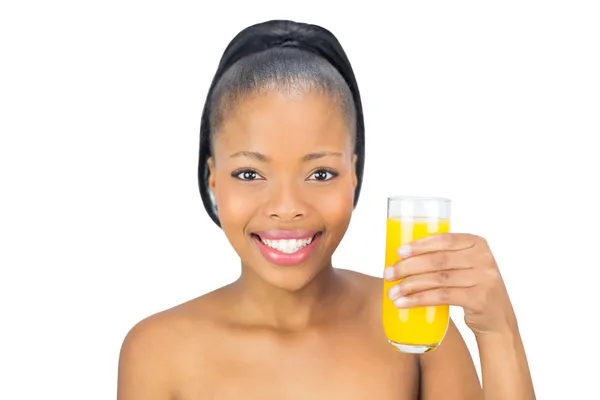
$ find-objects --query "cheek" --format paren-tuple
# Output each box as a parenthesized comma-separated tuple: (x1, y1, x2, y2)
(213, 174, 255, 227)
(316, 178, 355, 227)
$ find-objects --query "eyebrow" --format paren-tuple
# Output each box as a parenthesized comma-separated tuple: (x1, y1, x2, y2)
(229, 151, 342, 162)
(229, 151, 269, 162)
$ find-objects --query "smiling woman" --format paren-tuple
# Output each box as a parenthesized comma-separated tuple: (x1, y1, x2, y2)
(116, 19, 534, 400)
(197, 20, 364, 228)
(205, 88, 358, 293)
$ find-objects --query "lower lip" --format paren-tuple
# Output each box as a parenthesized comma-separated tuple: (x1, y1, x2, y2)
(253, 233, 321, 266)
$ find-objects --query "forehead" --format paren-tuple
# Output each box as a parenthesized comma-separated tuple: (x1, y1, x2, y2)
(213, 91, 352, 157)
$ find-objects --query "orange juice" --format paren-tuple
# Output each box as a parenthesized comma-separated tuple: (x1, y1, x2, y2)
(383, 217, 450, 352)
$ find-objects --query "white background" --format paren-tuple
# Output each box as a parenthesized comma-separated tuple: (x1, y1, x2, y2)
(1, 1, 599, 399)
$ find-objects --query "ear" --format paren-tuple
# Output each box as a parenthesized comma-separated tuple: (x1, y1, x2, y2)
(207, 156, 217, 193)
(351, 153, 358, 190)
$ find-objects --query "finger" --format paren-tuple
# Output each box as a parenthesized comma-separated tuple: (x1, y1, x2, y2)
(391, 287, 473, 309)
(396, 233, 480, 259)
(387, 268, 478, 301)
(384, 250, 472, 281)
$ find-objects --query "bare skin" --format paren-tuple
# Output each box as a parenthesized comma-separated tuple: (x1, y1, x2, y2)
(117, 90, 533, 399)
(117, 271, 481, 399)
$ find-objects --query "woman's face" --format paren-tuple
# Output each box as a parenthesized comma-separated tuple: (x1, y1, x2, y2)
(207, 90, 357, 291)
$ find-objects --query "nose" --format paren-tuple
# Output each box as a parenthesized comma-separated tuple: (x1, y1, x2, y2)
(264, 180, 307, 222)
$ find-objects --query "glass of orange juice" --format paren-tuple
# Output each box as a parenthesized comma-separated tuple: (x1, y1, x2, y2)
(383, 196, 451, 354)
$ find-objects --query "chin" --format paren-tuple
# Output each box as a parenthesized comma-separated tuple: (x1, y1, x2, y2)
(243, 251, 332, 293)
(264, 264, 329, 292)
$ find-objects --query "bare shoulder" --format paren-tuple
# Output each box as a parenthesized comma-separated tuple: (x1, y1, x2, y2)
(117, 287, 231, 400)
(117, 310, 177, 399)
(336, 268, 389, 318)
(419, 318, 483, 399)
(338, 269, 483, 399)
(336, 268, 383, 297)
(412, 317, 482, 398)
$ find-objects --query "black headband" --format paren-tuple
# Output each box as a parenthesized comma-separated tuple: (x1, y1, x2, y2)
(198, 20, 365, 227)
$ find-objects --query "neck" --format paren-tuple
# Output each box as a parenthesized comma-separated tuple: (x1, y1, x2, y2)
(231, 261, 348, 332)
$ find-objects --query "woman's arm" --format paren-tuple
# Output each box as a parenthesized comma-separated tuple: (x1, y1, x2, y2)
(384, 233, 536, 399)
(477, 317, 536, 400)
(420, 316, 535, 400)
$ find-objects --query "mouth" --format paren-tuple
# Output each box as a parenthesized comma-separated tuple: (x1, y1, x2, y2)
(250, 230, 322, 266)
(251, 232, 320, 254)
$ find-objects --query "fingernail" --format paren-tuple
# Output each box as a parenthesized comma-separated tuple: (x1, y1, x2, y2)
(384, 267, 395, 280)
(388, 285, 400, 300)
(397, 244, 412, 258)
(394, 297, 410, 308)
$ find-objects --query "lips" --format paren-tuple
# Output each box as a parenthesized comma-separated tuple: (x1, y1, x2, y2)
(251, 230, 322, 266)
(253, 229, 319, 240)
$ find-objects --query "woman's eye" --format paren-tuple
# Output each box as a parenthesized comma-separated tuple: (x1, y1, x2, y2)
(309, 169, 337, 181)
(234, 170, 261, 181)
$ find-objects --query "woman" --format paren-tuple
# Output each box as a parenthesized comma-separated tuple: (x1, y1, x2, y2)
(117, 20, 535, 399)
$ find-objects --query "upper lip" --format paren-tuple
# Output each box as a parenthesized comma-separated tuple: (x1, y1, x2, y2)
(252, 229, 320, 240)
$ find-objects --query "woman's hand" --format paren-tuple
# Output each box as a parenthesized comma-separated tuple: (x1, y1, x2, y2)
(383, 233, 517, 337)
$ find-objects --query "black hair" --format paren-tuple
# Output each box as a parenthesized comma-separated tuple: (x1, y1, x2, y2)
(198, 20, 365, 227)
(209, 47, 356, 139)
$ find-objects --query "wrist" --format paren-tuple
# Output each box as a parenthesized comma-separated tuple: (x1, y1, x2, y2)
(475, 310, 520, 342)
(476, 318, 526, 376)
(476, 326, 519, 352)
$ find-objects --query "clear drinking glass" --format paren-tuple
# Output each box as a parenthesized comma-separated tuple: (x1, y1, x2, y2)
(382, 196, 451, 354)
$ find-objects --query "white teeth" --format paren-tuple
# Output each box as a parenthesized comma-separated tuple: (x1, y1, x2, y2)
(260, 236, 314, 254)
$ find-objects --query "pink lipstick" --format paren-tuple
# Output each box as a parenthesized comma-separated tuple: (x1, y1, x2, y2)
(251, 230, 321, 266)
